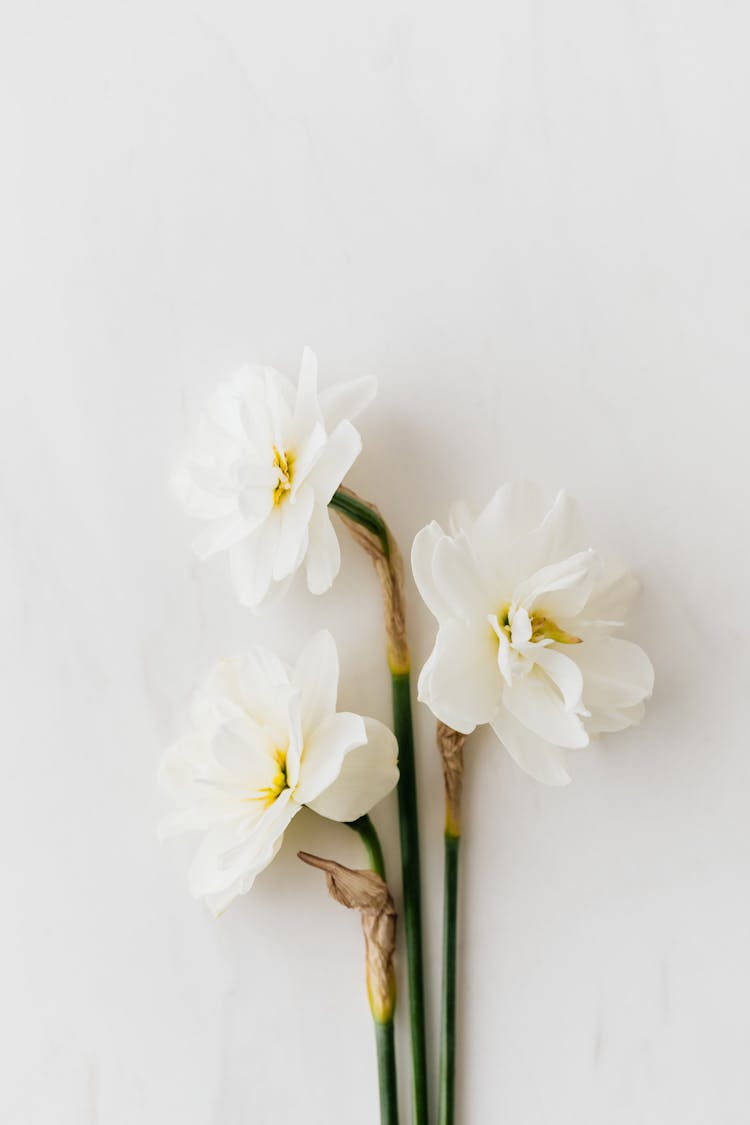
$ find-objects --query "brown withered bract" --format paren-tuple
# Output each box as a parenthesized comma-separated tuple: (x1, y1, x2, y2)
(298, 852, 397, 1023)
(331, 486, 409, 675)
(437, 721, 466, 838)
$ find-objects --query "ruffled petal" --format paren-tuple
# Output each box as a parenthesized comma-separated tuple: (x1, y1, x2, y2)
(411, 522, 453, 623)
(172, 461, 237, 520)
(229, 514, 281, 609)
(293, 630, 340, 738)
(467, 481, 547, 593)
(524, 644, 584, 712)
(307, 420, 362, 504)
(291, 347, 323, 444)
(502, 672, 589, 749)
(305, 504, 341, 594)
(512, 550, 601, 619)
(272, 484, 315, 581)
(290, 423, 327, 495)
(318, 375, 377, 430)
(581, 560, 641, 625)
(490, 708, 571, 785)
(294, 711, 368, 807)
(306, 717, 398, 821)
(431, 533, 489, 620)
(189, 791, 298, 912)
(192, 514, 251, 560)
(158, 735, 236, 833)
(575, 636, 654, 712)
(586, 700, 646, 735)
(417, 618, 502, 734)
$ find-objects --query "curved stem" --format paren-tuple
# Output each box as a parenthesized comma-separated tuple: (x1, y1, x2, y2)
(439, 832, 460, 1125)
(348, 813, 386, 880)
(329, 489, 390, 558)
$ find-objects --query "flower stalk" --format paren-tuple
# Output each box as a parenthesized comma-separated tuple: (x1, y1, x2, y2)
(436, 722, 466, 1125)
(330, 487, 428, 1125)
(299, 851, 399, 1125)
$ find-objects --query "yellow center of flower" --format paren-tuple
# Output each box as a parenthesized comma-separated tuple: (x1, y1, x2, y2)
(254, 748, 289, 808)
(495, 605, 582, 646)
(272, 446, 294, 506)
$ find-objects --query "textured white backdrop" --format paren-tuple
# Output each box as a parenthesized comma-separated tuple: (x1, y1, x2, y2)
(2, 2, 749, 1122)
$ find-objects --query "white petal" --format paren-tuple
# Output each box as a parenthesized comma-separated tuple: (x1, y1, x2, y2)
(290, 423, 327, 495)
(503, 672, 589, 749)
(318, 375, 377, 430)
(523, 644, 584, 712)
(293, 630, 340, 738)
(232, 364, 273, 447)
(468, 481, 547, 592)
(284, 691, 304, 791)
(417, 619, 502, 734)
(229, 514, 280, 609)
(272, 484, 315, 581)
(305, 505, 341, 594)
(411, 521, 453, 623)
(291, 347, 322, 443)
(206, 379, 249, 443)
(448, 500, 475, 537)
(294, 712, 368, 807)
(158, 735, 234, 829)
(514, 489, 588, 578)
(575, 636, 654, 711)
(237, 480, 275, 527)
(432, 533, 490, 620)
(192, 514, 250, 560)
(189, 790, 297, 905)
(586, 700, 646, 735)
(581, 560, 641, 625)
(306, 717, 398, 822)
(172, 462, 237, 520)
(236, 646, 293, 744)
(262, 367, 294, 449)
(512, 550, 600, 619)
(210, 714, 278, 791)
(307, 420, 362, 504)
(490, 708, 571, 786)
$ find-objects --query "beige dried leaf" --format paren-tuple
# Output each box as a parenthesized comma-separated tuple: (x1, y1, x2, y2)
(299, 852, 397, 1022)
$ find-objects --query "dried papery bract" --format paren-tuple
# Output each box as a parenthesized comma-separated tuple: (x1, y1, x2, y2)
(330, 486, 408, 675)
(298, 852, 397, 1023)
(437, 722, 466, 839)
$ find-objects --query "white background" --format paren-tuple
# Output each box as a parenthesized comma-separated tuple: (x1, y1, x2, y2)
(2, 2, 749, 1122)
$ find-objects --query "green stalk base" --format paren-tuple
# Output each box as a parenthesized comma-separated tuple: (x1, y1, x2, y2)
(392, 671, 428, 1125)
(375, 1017, 400, 1125)
(439, 832, 460, 1125)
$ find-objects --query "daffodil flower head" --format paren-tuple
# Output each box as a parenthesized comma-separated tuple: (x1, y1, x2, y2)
(174, 348, 377, 610)
(159, 630, 399, 916)
(412, 482, 654, 785)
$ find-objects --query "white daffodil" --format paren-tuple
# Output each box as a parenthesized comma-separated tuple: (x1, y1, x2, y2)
(174, 348, 376, 610)
(412, 482, 654, 786)
(159, 631, 399, 916)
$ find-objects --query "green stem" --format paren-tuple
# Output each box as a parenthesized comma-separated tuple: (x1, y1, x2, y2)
(332, 488, 428, 1125)
(439, 832, 460, 1125)
(392, 671, 428, 1125)
(348, 814, 386, 880)
(374, 1017, 400, 1125)
(329, 489, 390, 558)
(348, 815, 399, 1125)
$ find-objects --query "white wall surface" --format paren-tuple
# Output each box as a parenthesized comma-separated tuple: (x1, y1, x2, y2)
(2, 2, 749, 1122)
